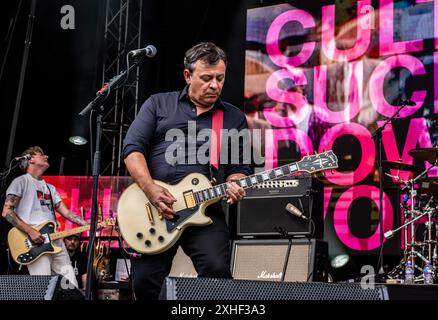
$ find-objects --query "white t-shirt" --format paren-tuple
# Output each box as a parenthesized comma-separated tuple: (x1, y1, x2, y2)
(6, 173, 62, 225)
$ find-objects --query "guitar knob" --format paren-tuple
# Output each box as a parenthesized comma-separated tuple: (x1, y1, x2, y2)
(136, 233, 143, 239)
(145, 240, 151, 247)
(158, 236, 164, 242)
(149, 228, 156, 234)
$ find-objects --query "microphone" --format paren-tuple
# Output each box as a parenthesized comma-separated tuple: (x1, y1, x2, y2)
(384, 230, 394, 239)
(397, 99, 416, 106)
(285, 203, 308, 220)
(14, 154, 31, 161)
(128, 45, 157, 58)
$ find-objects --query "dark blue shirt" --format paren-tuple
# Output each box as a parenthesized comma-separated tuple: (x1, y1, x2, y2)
(123, 87, 253, 183)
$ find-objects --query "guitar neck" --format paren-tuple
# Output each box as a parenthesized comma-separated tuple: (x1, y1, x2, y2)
(50, 225, 91, 241)
(194, 161, 301, 204)
(192, 150, 337, 205)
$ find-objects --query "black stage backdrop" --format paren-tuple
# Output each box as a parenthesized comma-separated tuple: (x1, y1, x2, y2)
(0, 0, 248, 174)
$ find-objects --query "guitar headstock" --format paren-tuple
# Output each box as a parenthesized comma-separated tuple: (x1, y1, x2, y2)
(296, 150, 338, 174)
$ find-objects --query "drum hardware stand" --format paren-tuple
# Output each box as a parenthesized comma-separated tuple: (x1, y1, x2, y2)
(385, 146, 438, 281)
(385, 161, 435, 276)
(403, 166, 436, 276)
(385, 192, 436, 281)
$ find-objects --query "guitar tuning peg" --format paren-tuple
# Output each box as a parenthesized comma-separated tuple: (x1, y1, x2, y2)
(322, 171, 326, 177)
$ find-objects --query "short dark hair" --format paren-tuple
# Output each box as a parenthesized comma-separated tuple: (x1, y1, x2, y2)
(184, 42, 227, 73)
(19, 146, 44, 172)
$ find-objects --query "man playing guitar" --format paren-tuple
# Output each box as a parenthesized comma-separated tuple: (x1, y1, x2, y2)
(123, 42, 252, 299)
(2, 146, 87, 287)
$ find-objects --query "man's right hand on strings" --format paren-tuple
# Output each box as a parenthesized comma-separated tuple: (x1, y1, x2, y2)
(28, 228, 45, 244)
(144, 182, 177, 220)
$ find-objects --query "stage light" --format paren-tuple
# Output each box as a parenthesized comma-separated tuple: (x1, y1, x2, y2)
(329, 254, 358, 282)
(331, 254, 350, 269)
(69, 135, 87, 145)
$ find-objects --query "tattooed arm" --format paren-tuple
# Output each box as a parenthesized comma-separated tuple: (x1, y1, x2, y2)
(1, 194, 45, 243)
(55, 201, 88, 226)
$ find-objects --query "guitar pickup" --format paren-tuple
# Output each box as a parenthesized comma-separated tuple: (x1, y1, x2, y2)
(145, 203, 155, 224)
(183, 191, 196, 209)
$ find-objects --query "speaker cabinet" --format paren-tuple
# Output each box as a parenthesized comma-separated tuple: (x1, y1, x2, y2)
(236, 176, 323, 238)
(160, 277, 388, 300)
(168, 246, 197, 278)
(231, 239, 328, 282)
(0, 275, 84, 300)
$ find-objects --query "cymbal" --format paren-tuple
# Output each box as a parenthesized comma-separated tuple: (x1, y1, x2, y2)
(408, 147, 438, 165)
(382, 160, 421, 172)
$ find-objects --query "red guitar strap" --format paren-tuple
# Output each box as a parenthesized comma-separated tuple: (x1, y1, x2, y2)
(211, 108, 224, 171)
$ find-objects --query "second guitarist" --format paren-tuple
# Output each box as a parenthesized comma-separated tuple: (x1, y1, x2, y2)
(2, 146, 87, 288)
(123, 42, 253, 300)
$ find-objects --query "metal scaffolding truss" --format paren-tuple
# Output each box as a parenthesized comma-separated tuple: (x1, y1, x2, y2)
(100, 0, 143, 176)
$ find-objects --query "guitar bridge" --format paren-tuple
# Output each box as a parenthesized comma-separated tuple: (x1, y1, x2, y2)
(183, 191, 196, 209)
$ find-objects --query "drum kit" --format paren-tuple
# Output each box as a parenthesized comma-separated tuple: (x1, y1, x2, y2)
(383, 147, 438, 283)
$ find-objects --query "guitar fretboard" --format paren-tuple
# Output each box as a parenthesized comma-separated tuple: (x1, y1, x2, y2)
(50, 225, 91, 241)
(49, 221, 111, 241)
(193, 162, 299, 204)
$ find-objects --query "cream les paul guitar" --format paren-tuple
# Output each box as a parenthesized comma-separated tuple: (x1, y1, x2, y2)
(8, 219, 114, 265)
(117, 151, 338, 255)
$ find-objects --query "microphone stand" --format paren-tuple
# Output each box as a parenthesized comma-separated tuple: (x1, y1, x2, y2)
(371, 100, 411, 276)
(5, 0, 37, 166)
(79, 55, 145, 300)
(79, 58, 142, 117)
(274, 226, 292, 282)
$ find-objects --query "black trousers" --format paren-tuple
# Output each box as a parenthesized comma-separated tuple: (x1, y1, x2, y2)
(131, 203, 232, 300)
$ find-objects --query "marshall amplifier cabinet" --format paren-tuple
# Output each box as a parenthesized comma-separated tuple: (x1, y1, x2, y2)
(231, 239, 328, 282)
(236, 173, 323, 238)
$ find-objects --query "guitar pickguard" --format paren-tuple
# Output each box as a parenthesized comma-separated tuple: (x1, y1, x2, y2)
(18, 243, 55, 264)
(166, 205, 199, 233)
